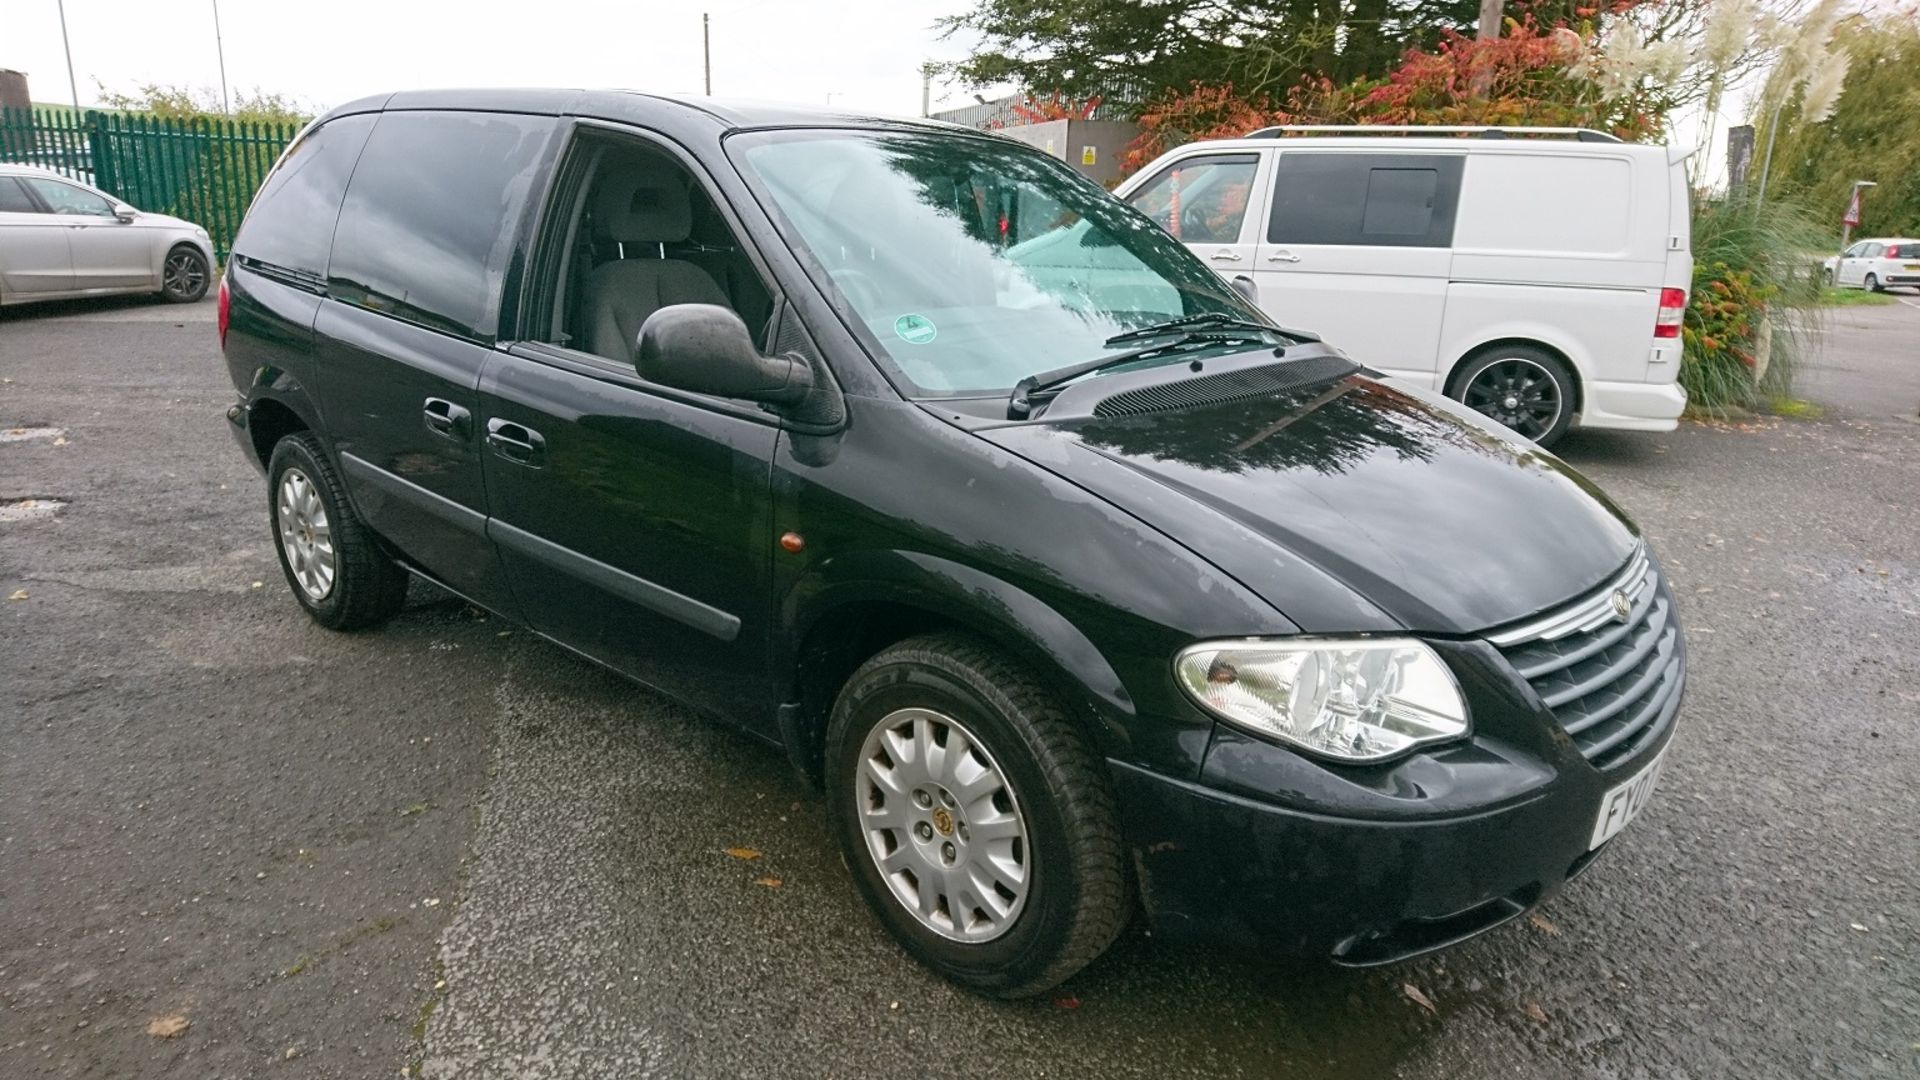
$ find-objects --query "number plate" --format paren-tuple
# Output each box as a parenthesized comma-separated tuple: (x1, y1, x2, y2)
(1589, 749, 1666, 850)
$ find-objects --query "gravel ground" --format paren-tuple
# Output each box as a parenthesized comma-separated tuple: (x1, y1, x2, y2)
(2, 294, 1915, 1079)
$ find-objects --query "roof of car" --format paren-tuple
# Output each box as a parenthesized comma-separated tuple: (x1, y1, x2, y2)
(321, 88, 972, 137)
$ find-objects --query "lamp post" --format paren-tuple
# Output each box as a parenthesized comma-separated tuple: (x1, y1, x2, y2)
(1840, 179, 1877, 251)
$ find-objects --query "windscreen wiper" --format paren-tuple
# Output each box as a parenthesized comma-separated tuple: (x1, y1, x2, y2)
(1104, 312, 1317, 348)
(1007, 331, 1272, 419)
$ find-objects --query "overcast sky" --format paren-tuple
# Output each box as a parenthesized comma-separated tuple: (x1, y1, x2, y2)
(4, 0, 997, 118)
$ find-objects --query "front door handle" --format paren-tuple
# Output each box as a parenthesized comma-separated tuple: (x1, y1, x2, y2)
(422, 397, 471, 439)
(1208, 249, 1242, 262)
(1265, 251, 1301, 264)
(485, 417, 545, 466)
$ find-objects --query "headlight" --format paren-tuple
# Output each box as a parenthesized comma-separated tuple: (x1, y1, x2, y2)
(1175, 639, 1468, 763)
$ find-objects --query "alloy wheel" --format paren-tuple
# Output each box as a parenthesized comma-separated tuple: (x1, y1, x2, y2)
(855, 707, 1031, 943)
(1463, 358, 1563, 440)
(163, 251, 206, 299)
(276, 467, 336, 600)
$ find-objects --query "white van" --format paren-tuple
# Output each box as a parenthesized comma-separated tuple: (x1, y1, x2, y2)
(1115, 126, 1693, 446)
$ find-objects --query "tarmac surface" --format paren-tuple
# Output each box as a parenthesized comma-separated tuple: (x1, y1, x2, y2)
(2, 292, 1916, 1078)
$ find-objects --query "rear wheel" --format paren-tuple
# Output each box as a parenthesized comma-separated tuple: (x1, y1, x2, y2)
(826, 632, 1130, 997)
(1866, 272, 1883, 293)
(1449, 345, 1576, 447)
(267, 433, 409, 630)
(160, 244, 209, 303)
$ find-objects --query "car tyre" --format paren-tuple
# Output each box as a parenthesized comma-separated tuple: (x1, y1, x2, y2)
(267, 432, 409, 630)
(825, 631, 1131, 998)
(160, 244, 210, 303)
(1865, 272, 1882, 293)
(1449, 345, 1576, 448)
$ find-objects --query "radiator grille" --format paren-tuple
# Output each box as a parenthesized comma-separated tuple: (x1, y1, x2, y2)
(1488, 549, 1684, 771)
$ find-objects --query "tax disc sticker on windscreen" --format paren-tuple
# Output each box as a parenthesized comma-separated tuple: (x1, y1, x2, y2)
(894, 314, 937, 345)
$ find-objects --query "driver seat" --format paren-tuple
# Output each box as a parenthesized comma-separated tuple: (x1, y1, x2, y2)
(581, 171, 729, 361)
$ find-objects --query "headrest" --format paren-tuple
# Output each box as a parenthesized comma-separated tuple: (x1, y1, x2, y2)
(595, 172, 692, 244)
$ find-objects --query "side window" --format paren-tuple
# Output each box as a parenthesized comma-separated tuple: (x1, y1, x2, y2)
(532, 132, 775, 361)
(232, 114, 376, 279)
(1862, 242, 1884, 258)
(1267, 152, 1463, 248)
(1126, 154, 1258, 244)
(20, 177, 113, 216)
(329, 111, 554, 342)
(1844, 243, 1867, 257)
(0, 177, 40, 213)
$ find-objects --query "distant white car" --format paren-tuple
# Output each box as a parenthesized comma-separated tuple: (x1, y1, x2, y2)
(1823, 238, 1920, 293)
(0, 163, 215, 306)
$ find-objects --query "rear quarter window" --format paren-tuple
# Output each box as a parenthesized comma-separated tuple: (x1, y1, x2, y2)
(1452, 154, 1633, 255)
(327, 111, 554, 342)
(1267, 152, 1462, 248)
(231, 114, 376, 280)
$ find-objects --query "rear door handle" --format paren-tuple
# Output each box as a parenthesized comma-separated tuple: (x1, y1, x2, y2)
(422, 397, 471, 439)
(1208, 249, 1242, 263)
(1265, 251, 1301, 264)
(485, 417, 545, 466)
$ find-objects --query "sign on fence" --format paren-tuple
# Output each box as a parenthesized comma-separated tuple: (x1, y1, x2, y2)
(0, 108, 302, 261)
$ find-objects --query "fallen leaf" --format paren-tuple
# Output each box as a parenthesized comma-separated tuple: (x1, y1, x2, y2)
(1523, 1002, 1549, 1023)
(1401, 983, 1437, 1015)
(1528, 913, 1561, 936)
(7, 589, 26, 601)
(1849, 922, 1868, 933)
(249, 581, 263, 590)
(1055, 996, 1081, 1010)
(723, 846, 761, 861)
(753, 877, 782, 888)
(147, 1014, 190, 1038)
(51, 436, 68, 446)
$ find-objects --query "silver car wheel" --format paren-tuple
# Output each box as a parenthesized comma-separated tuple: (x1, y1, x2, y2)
(856, 707, 1031, 943)
(163, 250, 205, 299)
(276, 467, 336, 601)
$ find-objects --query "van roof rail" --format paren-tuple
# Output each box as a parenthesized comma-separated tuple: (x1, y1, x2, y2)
(1242, 124, 1624, 144)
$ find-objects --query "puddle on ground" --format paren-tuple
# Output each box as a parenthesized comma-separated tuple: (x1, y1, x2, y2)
(1, 427, 66, 442)
(0, 498, 67, 522)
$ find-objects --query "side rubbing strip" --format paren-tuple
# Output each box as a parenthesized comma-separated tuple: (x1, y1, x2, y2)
(339, 452, 488, 535)
(488, 519, 742, 642)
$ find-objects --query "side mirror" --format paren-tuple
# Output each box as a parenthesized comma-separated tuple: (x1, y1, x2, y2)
(111, 203, 137, 222)
(636, 304, 811, 405)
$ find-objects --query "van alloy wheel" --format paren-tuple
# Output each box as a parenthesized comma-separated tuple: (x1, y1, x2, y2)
(275, 467, 336, 601)
(855, 706, 1031, 943)
(1463, 358, 1564, 441)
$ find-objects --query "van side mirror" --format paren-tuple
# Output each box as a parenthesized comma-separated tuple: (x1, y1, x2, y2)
(635, 304, 811, 406)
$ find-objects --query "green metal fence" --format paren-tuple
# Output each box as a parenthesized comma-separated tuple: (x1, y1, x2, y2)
(0, 108, 302, 261)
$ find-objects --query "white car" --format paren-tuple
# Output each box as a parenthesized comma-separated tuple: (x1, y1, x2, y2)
(1115, 126, 1694, 447)
(1822, 238, 1920, 293)
(0, 163, 215, 306)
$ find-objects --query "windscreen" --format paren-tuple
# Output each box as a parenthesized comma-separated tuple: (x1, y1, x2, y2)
(731, 129, 1256, 396)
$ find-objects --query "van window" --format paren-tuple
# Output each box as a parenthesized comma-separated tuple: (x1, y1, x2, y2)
(1126, 154, 1258, 244)
(1453, 155, 1631, 254)
(1266, 152, 1462, 248)
(232, 114, 375, 280)
(328, 111, 553, 341)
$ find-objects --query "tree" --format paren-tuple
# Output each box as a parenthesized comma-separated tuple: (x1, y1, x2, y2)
(1755, 15, 1920, 237)
(93, 82, 310, 125)
(936, 0, 1484, 106)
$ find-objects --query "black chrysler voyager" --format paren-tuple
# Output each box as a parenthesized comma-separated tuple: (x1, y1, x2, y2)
(221, 90, 1684, 997)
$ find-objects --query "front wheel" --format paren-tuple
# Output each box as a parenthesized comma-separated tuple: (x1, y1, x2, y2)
(160, 244, 210, 303)
(826, 632, 1130, 997)
(267, 433, 409, 630)
(1449, 345, 1576, 447)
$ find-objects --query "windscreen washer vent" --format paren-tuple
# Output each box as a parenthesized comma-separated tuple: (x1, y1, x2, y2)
(1091, 354, 1360, 419)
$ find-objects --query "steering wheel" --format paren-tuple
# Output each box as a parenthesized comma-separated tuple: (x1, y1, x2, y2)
(1178, 202, 1215, 243)
(828, 267, 885, 313)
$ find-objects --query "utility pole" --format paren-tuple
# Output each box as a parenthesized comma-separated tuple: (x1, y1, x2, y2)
(213, 0, 231, 114)
(56, 0, 80, 110)
(702, 13, 711, 96)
